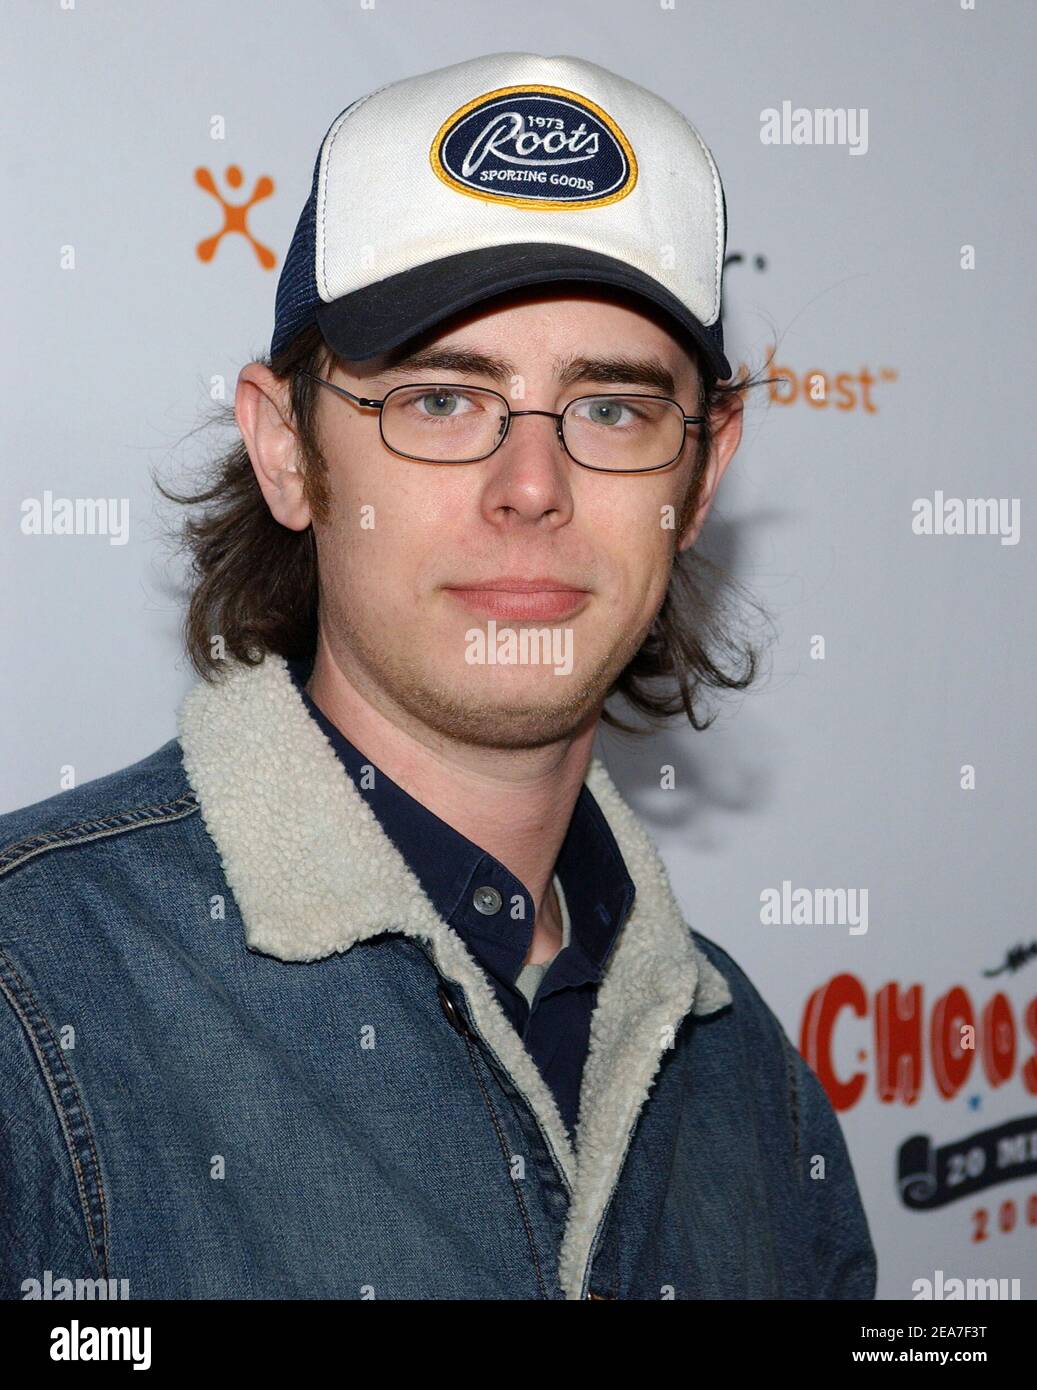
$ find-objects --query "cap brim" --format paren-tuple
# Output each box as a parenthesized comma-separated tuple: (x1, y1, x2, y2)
(314, 243, 732, 381)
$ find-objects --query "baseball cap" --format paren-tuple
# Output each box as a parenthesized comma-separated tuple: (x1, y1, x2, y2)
(272, 52, 732, 380)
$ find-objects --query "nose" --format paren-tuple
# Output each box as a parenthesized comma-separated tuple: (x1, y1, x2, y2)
(480, 408, 574, 528)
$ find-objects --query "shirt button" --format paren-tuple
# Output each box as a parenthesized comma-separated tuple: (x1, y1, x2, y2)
(472, 885, 503, 915)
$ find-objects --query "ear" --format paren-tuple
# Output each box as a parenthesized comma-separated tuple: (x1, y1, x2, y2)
(677, 394, 744, 552)
(234, 363, 312, 531)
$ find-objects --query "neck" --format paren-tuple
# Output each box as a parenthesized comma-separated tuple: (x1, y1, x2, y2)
(303, 637, 599, 950)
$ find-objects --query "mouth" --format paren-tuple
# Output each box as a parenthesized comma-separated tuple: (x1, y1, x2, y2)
(443, 577, 592, 621)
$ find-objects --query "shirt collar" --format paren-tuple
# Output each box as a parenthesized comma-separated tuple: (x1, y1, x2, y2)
(284, 657, 634, 985)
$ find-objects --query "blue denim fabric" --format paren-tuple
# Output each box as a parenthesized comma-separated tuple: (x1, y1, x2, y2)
(0, 738, 877, 1300)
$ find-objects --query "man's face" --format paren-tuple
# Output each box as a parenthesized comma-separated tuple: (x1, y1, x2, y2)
(297, 289, 736, 749)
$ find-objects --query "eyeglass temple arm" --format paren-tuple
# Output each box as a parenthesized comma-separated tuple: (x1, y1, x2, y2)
(298, 373, 384, 409)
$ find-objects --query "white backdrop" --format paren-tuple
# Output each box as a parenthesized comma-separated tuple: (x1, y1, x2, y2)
(3, 0, 1035, 1302)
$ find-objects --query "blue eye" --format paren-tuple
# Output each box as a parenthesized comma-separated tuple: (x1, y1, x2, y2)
(571, 397, 647, 428)
(406, 389, 480, 418)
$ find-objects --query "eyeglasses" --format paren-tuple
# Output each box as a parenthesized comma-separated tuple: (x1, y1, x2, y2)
(297, 373, 705, 474)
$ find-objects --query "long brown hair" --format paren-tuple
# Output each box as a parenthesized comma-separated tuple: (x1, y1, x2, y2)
(156, 322, 780, 733)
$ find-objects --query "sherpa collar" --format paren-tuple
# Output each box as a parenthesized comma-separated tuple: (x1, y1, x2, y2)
(176, 651, 732, 1301)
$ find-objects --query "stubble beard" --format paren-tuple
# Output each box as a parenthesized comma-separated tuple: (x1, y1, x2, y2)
(337, 609, 656, 751)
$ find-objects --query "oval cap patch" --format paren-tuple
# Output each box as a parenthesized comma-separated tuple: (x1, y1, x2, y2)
(431, 83, 637, 211)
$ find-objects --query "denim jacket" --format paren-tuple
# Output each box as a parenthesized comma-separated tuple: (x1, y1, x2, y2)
(0, 653, 877, 1300)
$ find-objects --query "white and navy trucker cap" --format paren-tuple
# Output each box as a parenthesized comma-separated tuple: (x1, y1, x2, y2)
(272, 51, 732, 380)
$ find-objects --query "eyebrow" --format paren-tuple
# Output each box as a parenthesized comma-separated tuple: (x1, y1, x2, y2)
(373, 347, 679, 397)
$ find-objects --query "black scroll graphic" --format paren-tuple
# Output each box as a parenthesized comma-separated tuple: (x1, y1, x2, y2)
(897, 1115, 1037, 1209)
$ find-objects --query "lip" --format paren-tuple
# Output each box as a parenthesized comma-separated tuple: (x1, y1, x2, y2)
(444, 577, 591, 621)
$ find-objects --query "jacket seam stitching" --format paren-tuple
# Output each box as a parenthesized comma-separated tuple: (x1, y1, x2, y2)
(783, 1034, 803, 1177)
(0, 794, 199, 879)
(458, 1028, 551, 1299)
(0, 952, 110, 1277)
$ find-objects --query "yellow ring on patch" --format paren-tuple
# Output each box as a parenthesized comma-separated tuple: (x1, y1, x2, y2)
(430, 83, 638, 212)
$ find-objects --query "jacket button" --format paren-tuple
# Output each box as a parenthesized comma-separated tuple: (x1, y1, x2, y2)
(472, 885, 503, 915)
(437, 985, 467, 1036)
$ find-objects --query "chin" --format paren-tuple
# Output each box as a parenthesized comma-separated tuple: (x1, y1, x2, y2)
(443, 703, 597, 750)
(401, 673, 603, 750)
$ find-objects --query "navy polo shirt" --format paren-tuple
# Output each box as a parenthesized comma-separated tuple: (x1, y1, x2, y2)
(284, 658, 636, 1141)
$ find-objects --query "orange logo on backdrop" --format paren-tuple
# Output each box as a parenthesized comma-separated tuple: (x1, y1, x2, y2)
(734, 346, 898, 412)
(194, 164, 277, 268)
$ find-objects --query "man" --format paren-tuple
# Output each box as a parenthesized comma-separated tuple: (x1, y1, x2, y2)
(0, 53, 876, 1299)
